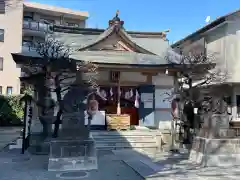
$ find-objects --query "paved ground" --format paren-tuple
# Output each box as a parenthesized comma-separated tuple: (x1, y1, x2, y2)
(0, 149, 144, 180)
(0, 127, 22, 150)
(112, 149, 240, 180)
(0, 146, 240, 179)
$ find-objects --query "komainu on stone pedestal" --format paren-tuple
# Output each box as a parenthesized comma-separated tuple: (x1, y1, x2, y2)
(48, 85, 98, 171)
(189, 114, 240, 167)
(48, 112, 98, 171)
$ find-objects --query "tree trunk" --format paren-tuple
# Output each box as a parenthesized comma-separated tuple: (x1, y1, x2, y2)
(52, 74, 63, 138)
(184, 78, 194, 144)
(36, 73, 50, 138)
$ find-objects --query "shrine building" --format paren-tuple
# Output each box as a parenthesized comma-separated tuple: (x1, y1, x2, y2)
(12, 11, 179, 131)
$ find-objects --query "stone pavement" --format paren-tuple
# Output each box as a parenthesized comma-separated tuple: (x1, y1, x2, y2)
(0, 149, 144, 180)
(0, 127, 22, 150)
(0, 148, 240, 180)
(112, 149, 240, 180)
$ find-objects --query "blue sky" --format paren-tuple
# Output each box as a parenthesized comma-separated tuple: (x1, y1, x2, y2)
(29, 0, 240, 43)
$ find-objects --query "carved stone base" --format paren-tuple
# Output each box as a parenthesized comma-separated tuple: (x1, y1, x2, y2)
(48, 138, 98, 171)
(198, 128, 236, 138)
(189, 136, 240, 167)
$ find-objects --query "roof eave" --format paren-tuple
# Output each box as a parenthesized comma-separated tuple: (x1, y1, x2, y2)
(12, 53, 44, 66)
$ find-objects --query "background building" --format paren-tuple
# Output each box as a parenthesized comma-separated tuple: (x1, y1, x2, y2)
(0, 0, 88, 95)
(171, 9, 240, 121)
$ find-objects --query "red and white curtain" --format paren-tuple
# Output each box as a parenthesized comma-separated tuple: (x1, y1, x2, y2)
(98, 86, 140, 108)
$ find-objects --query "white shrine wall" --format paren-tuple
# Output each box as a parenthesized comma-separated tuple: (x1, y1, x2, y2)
(153, 73, 175, 130)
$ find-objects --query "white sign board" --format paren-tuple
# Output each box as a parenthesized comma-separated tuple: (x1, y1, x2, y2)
(141, 93, 154, 108)
(155, 89, 172, 108)
(84, 110, 106, 125)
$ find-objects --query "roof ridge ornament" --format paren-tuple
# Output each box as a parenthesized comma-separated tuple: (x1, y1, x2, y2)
(116, 10, 120, 17)
(108, 10, 124, 27)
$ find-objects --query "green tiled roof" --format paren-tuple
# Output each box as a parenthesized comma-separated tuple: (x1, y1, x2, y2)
(70, 51, 167, 65)
(53, 31, 169, 58)
(51, 20, 171, 65)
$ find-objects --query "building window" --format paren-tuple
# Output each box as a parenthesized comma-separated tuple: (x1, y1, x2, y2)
(0, 29, 4, 42)
(6, 86, 13, 95)
(0, 57, 3, 71)
(40, 18, 55, 24)
(67, 22, 79, 27)
(0, 1, 5, 14)
(0, 86, 2, 95)
(24, 16, 33, 21)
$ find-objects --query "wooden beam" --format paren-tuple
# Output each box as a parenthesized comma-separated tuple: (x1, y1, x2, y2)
(97, 80, 146, 86)
(97, 66, 179, 73)
(141, 72, 158, 76)
(146, 75, 152, 83)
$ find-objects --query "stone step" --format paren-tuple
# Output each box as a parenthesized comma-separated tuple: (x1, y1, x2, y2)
(93, 136, 158, 141)
(91, 130, 161, 136)
(92, 135, 156, 138)
(95, 141, 157, 148)
(9, 138, 23, 150)
(94, 139, 156, 143)
(96, 146, 158, 151)
(91, 130, 162, 151)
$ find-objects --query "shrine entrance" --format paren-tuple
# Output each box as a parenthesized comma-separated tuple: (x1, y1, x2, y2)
(97, 86, 139, 126)
(105, 100, 139, 126)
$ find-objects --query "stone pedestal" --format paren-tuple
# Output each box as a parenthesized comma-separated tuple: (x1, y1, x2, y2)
(189, 114, 240, 167)
(48, 112, 98, 171)
(48, 139, 97, 171)
(189, 137, 240, 167)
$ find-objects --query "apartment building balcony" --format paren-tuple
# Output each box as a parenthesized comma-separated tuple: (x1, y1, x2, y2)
(23, 20, 53, 38)
(22, 41, 39, 56)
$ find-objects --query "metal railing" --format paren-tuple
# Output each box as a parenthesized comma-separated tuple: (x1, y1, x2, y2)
(23, 20, 53, 33)
(22, 41, 37, 52)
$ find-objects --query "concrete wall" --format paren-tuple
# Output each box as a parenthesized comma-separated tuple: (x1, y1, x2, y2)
(153, 73, 174, 130)
(204, 15, 240, 83)
(205, 23, 228, 70)
(0, 0, 23, 95)
(224, 16, 240, 82)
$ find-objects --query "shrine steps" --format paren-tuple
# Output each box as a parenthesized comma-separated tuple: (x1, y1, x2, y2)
(26, 130, 164, 155)
(91, 130, 162, 151)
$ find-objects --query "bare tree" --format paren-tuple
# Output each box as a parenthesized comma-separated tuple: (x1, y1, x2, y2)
(165, 48, 228, 145)
(22, 36, 98, 138)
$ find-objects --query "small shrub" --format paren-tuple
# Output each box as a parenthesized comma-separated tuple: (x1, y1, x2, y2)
(0, 95, 24, 126)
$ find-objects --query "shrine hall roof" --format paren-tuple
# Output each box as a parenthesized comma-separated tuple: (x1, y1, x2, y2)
(53, 26, 169, 58)
(70, 51, 167, 65)
(52, 11, 170, 64)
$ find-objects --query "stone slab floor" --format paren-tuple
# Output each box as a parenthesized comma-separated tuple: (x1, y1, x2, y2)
(0, 149, 144, 180)
(0, 148, 240, 180)
(0, 127, 22, 149)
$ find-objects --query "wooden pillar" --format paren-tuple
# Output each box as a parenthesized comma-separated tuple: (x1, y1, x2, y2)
(232, 87, 237, 119)
(146, 75, 152, 83)
(117, 78, 121, 115)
